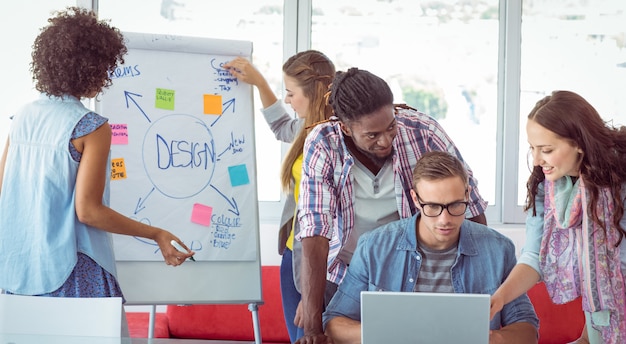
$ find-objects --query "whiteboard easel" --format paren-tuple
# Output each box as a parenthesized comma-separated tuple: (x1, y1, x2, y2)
(97, 32, 262, 343)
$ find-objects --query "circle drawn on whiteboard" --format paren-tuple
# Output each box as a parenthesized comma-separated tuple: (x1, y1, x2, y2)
(142, 114, 216, 199)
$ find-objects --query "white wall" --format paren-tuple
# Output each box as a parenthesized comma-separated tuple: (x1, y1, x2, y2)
(258, 221, 283, 266)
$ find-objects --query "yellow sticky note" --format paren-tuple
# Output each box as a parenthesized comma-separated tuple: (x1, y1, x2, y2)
(111, 158, 127, 180)
(204, 94, 222, 115)
(156, 88, 175, 110)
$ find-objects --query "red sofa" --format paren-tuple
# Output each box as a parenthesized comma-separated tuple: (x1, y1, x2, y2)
(127, 266, 585, 344)
(527, 282, 585, 343)
(127, 265, 290, 343)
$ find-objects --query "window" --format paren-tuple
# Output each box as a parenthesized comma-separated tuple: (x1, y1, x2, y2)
(0, 0, 77, 148)
(5, 1, 624, 225)
(98, 0, 286, 207)
(511, 0, 626, 222)
(310, 0, 500, 222)
(1, 0, 286, 220)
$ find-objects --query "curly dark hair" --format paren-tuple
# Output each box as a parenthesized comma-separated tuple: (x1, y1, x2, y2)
(30, 6, 127, 98)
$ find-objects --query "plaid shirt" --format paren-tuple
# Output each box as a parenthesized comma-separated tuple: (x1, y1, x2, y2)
(297, 107, 488, 285)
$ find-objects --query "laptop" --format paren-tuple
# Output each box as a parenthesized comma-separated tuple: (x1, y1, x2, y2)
(360, 291, 490, 344)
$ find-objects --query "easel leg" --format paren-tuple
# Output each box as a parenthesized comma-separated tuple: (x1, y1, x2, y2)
(148, 305, 156, 339)
(248, 303, 262, 344)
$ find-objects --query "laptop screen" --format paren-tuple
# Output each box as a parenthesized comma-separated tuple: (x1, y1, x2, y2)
(360, 291, 490, 344)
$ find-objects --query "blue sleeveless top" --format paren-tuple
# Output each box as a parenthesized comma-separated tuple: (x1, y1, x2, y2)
(0, 94, 123, 298)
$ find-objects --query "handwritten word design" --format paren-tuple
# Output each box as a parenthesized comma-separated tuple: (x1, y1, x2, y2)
(142, 114, 216, 199)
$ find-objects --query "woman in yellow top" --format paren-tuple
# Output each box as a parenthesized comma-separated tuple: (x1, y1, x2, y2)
(225, 51, 334, 343)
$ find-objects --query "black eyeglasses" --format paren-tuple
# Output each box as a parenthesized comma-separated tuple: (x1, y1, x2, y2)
(416, 192, 469, 217)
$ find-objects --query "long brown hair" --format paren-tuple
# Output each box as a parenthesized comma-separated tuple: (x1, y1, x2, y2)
(279, 50, 335, 192)
(526, 90, 626, 242)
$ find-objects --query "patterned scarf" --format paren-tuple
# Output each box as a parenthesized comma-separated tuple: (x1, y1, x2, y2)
(541, 176, 626, 343)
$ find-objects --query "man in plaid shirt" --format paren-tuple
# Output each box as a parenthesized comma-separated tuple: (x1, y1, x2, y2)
(294, 68, 487, 344)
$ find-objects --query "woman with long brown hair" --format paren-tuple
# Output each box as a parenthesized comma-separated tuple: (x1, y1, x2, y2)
(225, 51, 334, 342)
(490, 90, 626, 343)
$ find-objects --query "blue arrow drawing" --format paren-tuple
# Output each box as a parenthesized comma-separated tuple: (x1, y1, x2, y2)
(134, 187, 156, 215)
(210, 184, 240, 216)
(124, 91, 152, 123)
(211, 98, 236, 127)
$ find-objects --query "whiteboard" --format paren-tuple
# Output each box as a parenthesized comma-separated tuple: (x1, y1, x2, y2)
(97, 32, 261, 304)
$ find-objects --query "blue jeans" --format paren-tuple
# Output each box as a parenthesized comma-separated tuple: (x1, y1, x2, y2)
(280, 248, 304, 343)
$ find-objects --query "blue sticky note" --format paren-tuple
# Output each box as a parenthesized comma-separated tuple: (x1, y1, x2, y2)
(228, 164, 250, 187)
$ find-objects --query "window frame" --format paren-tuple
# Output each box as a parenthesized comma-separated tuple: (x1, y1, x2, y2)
(499, 0, 526, 224)
(291, 0, 526, 224)
(85, 0, 528, 225)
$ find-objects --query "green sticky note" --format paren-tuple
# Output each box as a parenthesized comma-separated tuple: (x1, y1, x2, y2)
(155, 88, 175, 110)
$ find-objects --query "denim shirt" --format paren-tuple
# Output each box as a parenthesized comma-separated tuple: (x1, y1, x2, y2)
(322, 214, 539, 331)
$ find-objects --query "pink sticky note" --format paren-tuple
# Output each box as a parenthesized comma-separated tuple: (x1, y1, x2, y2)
(110, 123, 128, 145)
(191, 203, 212, 226)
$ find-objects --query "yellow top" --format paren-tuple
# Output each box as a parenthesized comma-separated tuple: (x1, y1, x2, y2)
(286, 154, 303, 250)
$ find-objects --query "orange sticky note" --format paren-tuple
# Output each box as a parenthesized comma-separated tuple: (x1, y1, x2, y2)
(191, 203, 213, 226)
(203, 94, 222, 115)
(111, 158, 127, 180)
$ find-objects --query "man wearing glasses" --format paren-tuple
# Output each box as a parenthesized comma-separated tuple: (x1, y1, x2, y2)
(295, 68, 488, 344)
(322, 151, 539, 344)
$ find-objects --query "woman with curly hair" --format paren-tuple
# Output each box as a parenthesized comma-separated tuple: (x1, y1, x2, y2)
(490, 90, 626, 343)
(0, 6, 192, 310)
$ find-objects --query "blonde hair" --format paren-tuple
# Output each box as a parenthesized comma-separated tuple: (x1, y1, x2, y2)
(279, 50, 335, 192)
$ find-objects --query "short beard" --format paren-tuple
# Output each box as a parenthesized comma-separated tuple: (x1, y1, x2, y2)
(358, 146, 393, 167)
